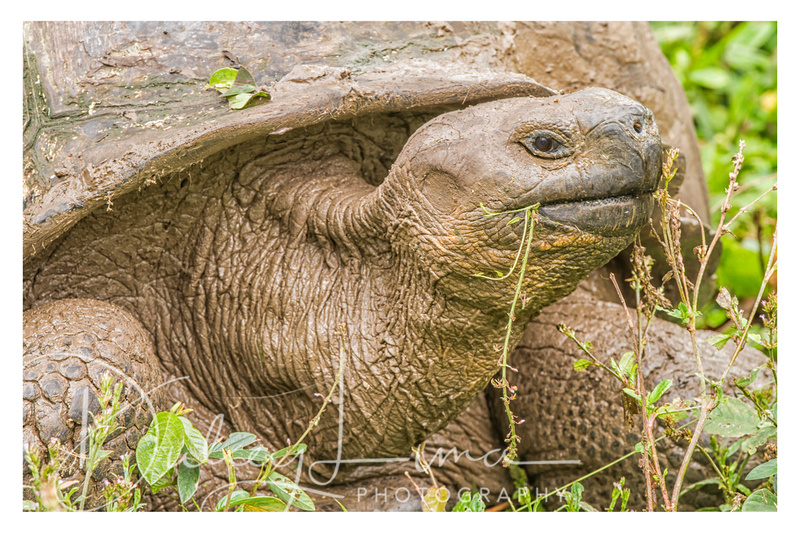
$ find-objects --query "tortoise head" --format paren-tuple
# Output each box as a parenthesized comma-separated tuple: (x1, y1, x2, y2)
(373, 88, 661, 315)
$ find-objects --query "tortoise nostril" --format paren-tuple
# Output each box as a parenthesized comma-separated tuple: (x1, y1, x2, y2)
(633, 122, 643, 134)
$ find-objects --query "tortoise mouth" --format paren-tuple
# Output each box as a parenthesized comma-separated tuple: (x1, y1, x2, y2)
(537, 192, 655, 236)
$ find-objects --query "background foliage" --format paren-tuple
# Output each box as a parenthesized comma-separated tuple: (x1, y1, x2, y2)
(650, 21, 777, 328)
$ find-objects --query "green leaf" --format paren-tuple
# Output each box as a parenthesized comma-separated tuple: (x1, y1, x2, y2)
(663, 302, 692, 323)
(623, 388, 641, 402)
(655, 400, 689, 420)
(724, 438, 743, 462)
(207, 68, 239, 92)
(179, 417, 208, 464)
(91, 449, 113, 468)
(227, 91, 270, 110)
(148, 467, 176, 493)
(634, 442, 644, 454)
(740, 426, 777, 455)
(735, 367, 761, 388)
(565, 482, 585, 512)
(22, 500, 37, 511)
(271, 443, 307, 459)
(177, 459, 200, 503)
(215, 490, 250, 511)
(265, 472, 315, 511)
(745, 458, 777, 481)
(228, 93, 253, 110)
(136, 412, 186, 485)
(219, 493, 287, 512)
(242, 498, 287, 512)
(573, 359, 593, 372)
(647, 379, 673, 406)
(705, 397, 760, 438)
(209, 432, 256, 458)
(618, 351, 636, 378)
(231, 446, 271, 464)
(221, 83, 257, 97)
(422, 486, 449, 512)
(680, 477, 723, 496)
(452, 492, 485, 512)
(468, 493, 486, 512)
(451, 493, 470, 512)
(707, 333, 731, 350)
(741, 488, 777, 512)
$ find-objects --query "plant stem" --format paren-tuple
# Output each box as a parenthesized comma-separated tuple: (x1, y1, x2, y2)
(498, 208, 537, 465)
(720, 228, 777, 383)
(670, 398, 712, 508)
(222, 449, 235, 512)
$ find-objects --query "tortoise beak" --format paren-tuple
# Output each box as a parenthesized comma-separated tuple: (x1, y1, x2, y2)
(535, 105, 661, 237)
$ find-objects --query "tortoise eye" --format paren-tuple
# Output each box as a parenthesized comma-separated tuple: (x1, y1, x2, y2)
(534, 136, 554, 152)
(520, 131, 570, 159)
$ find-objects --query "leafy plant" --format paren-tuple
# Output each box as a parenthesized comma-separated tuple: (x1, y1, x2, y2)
(136, 324, 348, 511)
(651, 21, 777, 326)
(24, 374, 143, 512)
(557, 144, 776, 511)
(136, 407, 316, 512)
(207, 67, 271, 110)
(476, 203, 540, 466)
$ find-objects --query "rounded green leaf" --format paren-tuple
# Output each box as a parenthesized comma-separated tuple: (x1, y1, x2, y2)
(741, 488, 777, 512)
(573, 359, 592, 372)
(239, 496, 287, 512)
(208, 68, 238, 91)
(216, 490, 250, 511)
(136, 412, 185, 484)
(647, 379, 673, 406)
(177, 459, 200, 503)
(231, 446, 270, 463)
(705, 397, 760, 438)
(209, 432, 256, 458)
(179, 417, 208, 464)
(745, 458, 777, 481)
(270, 443, 307, 459)
(266, 472, 315, 511)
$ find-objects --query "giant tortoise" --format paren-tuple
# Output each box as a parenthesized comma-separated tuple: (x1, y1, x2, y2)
(23, 21, 762, 511)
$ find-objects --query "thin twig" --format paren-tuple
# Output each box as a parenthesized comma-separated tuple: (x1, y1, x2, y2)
(720, 227, 778, 383)
(670, 398, 712, 508)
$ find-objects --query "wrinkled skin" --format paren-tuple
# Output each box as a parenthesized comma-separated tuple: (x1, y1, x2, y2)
(24, 89, 660, 500)
(24, 21, 757, 512)
(486, 290, 766, 511)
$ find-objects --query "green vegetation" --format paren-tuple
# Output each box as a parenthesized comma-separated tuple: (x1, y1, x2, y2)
(651, 21, 777, 327)
(24, 375, 144, 512)
(207, 67, 271, 110)
(136, 402, 315, 512)
(24, 22, 777, 514)
(551, 141, 777, 512)
(24, 326, 347, 512)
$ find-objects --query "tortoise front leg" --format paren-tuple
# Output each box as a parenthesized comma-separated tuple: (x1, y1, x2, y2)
(23, 299, 166, 510)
